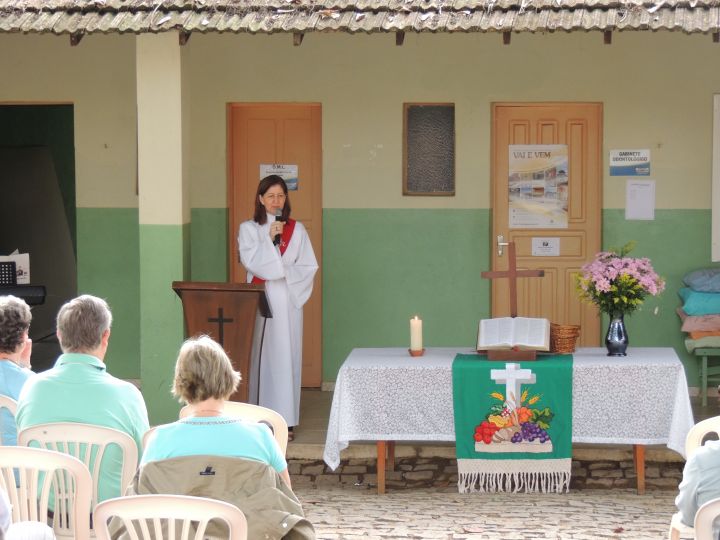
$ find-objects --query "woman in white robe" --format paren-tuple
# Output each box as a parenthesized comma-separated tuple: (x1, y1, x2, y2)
(237, 175, 318, 432)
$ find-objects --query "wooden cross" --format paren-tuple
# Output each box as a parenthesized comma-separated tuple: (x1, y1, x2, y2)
(207, 307, 234, 346)
(481, 242, 545, 317)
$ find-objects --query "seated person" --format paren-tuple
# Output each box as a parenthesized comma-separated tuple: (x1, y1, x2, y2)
(0, 296, 34, 446)
(139, 335, 313, 539)
(16, 295, 149, 502)
(675, 438, 720, 536)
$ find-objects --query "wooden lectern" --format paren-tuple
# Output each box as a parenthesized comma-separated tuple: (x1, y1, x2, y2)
(172, 281, 272, 403)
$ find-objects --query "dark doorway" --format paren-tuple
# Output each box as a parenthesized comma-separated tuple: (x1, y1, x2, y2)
(0, 105, 77, 372)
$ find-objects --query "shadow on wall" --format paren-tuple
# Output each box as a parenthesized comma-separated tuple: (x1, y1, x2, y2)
(0, 147, 77, 372)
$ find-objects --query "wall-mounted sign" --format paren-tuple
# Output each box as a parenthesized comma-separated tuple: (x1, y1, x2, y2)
(259, 164, 299, 190)
(531, 237, 561, 257)
(609, 149, 650, 176)
(509, 145, 569, 229)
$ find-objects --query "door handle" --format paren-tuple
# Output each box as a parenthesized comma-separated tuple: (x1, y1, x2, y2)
(497, 234, 509, 256)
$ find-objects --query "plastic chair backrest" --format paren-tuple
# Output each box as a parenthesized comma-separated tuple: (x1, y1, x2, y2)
(93, 494, 248, 540)
(0, 395, 18, 446)
(18, 423, 139, 510)
(685, 415, 720, 457)
(142, 426, 158, 450)
(0, 395, 18, 417)
(0, 446, 92, 540)
(694, 497, 720, 540)
(179, 402, 289, 454)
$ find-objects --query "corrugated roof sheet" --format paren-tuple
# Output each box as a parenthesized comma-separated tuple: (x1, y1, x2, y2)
(0, 0, 718, 35)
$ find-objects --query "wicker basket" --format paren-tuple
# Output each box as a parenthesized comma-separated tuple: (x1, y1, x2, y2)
(550, 323, 581, 354)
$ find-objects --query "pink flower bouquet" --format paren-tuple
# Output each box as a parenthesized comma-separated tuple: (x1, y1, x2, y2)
(575, 242, 665, 317)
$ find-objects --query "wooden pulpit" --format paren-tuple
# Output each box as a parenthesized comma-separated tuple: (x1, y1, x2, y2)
(172, 281, 272, 403)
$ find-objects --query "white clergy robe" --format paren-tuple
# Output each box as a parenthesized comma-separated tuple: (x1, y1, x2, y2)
(238, 213, 318, 426)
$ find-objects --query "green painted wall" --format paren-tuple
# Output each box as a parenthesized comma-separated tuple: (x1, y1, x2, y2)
(322, 209, 492, 380)
(76, 208, 140, 379)
(139, 224, 188, 424)
(603, 209, 717, 386)
(73, 208, 226, 416)
(320, 208, 716, 384)
(187, 207, 717, 387)
(190, 208, 228, 282)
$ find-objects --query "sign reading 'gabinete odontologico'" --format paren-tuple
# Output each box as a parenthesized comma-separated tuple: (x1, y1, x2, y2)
(609, 149, 651, 176)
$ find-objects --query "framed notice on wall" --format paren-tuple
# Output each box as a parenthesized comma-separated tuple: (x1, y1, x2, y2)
(403, 103, 455, 196)
(260, 164, 299, 190)
(508, 145, 568, 229)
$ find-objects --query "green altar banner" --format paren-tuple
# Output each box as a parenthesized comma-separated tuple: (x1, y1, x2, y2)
(452, 354, 573, 493)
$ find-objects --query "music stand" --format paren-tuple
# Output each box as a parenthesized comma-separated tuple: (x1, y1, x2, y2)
(0, 262, 17, 285)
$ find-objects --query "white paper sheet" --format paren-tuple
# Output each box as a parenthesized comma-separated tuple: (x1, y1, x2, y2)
(625, 180, 655, 220)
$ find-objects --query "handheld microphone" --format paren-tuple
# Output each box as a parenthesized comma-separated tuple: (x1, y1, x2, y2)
(273, 209, 284, 246)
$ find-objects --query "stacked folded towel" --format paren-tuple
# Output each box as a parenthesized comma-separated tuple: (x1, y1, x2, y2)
(678, 268, 720, 352)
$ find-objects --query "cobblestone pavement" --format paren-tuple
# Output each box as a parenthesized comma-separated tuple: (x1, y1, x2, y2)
(296, 486, 677, 539)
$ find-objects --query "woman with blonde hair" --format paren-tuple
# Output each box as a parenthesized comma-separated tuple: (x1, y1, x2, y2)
(141, 335, 290, 487)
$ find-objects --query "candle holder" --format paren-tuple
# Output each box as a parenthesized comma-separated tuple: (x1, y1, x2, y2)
(408, 348, 425, 357)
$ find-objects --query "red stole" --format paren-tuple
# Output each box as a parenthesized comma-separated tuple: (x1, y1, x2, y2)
(251, 218, 296, 285)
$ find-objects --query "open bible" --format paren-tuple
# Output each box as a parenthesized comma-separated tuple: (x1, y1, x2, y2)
(477, 317, 550, 352)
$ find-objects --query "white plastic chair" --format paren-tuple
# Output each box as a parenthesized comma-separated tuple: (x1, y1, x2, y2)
(18, 423, 139, 510)
(0, 446, 92, 540)
(669, 416, 720, 540)
(685, 416, 720, 457)
(179, 402, 289, 454)
(142, 426, 158, 450)
(93, 494, 248, 540)
(0, 395, 18, 446)
(694, 497, 720, 540)
(0, 395, 18, 418)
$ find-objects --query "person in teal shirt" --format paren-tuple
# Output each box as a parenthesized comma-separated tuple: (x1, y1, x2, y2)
(16, 295, 149, 502)
(142, 335, 290, 487)
(0, 295, 34, 446)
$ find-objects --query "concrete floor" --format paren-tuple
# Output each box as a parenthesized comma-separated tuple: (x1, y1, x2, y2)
(296, 486, 678, 539)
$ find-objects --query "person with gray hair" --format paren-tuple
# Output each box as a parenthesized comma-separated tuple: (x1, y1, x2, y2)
(16, 294, 149, 502)
(0, 295, 34, 446)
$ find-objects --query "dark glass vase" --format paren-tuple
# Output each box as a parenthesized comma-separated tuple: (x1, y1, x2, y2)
(605, 313, 629, 356)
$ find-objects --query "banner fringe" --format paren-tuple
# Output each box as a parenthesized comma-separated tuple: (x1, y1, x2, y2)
(458, 470, 571, 494)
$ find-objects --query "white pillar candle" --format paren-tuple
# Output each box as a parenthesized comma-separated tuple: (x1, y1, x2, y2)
(410, 316, 423, 351)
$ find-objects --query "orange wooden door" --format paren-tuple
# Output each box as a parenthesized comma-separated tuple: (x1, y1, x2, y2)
(491, 103, 603, 345)
(227, 103, 322, 386)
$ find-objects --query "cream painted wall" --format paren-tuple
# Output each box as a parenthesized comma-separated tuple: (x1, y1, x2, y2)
(1, 30, 718, 211)
(0, 34, 138, 209)
(183, 30, 718, 210)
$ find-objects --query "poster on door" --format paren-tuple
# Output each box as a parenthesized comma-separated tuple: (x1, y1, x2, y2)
(260, 164, 299, 191)
(508, 145, 569, 229)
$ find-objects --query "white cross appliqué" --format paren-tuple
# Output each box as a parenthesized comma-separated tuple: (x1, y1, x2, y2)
(490, 362, 536, 407)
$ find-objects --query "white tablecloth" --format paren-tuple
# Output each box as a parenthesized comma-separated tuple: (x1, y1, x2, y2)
(323, 347, 695, 469)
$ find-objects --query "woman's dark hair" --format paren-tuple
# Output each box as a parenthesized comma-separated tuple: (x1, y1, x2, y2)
(0, 295, 31, 354)
(253, 175, 291, 224)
